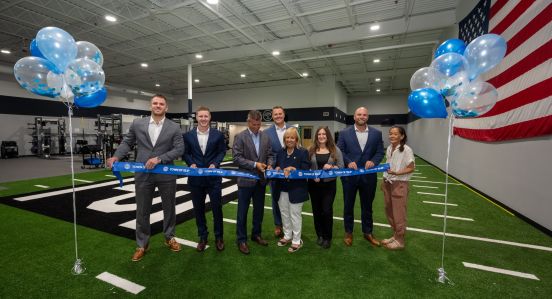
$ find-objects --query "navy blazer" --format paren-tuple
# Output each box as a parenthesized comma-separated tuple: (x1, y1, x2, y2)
(264, 123, 288, 155)
(274, 147, 310, 204)
(337, 125, 385, 173)
(183, 128, 226, 186)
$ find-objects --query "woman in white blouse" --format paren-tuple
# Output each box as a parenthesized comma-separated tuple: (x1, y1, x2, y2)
(381, 126, 415, 250)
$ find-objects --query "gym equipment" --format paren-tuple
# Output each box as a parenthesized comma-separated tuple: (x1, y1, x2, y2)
(1, 141, 19, 159)
(80, 144, 103, 169)
(28, 117, 66, 158)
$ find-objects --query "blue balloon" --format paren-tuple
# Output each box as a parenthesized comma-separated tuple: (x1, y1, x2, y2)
(13, 56, 59, 98)
(430, 52, 469, 77)
(408, 88, 447, 119)
(434, 39, 466, 59)
(464, 34, 507, 80)
(29, 39, 46, 59)
(36, 27, 77, 72)
(74, 87, 107, 108)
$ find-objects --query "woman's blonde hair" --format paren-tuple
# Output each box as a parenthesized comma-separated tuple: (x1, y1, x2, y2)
(282, 127, 301, 149)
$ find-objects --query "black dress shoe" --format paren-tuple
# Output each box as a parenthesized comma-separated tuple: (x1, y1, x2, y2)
(321, 239, 331, 249)
(216, 239, 225, 251)
(316, 236, 324, 246)
(238, 242, 250, 255)
(196, 240, 208, 252)
(252, 236, 268, 246)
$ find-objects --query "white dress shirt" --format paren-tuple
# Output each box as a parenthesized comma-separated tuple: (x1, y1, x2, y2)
(148, 116, 165, 147)
(197, 128, 209, 155)
(275, 124, 286, 148)
(354, 124, 369, 151)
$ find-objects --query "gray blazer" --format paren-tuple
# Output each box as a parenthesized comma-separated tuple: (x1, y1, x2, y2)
(114, 117, 184, 182)
(232, 128, 274, 187)
(309, 147, 345, 182)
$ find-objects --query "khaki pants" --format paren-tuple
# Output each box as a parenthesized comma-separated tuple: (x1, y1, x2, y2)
(381, 180, 409, 245)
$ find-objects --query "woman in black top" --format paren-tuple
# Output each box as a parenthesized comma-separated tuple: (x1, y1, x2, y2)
(274, 127, 310, 252)
(308, 126, 344, 248)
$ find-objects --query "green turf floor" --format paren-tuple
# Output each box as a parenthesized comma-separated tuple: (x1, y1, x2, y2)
(0, 157, 551, 298)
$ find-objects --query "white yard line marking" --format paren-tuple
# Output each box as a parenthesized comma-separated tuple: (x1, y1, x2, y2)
(410, 176, 427, 179)
(220, 161, 233, 165)
(174, 237, 210, 250)
(223, 203, 552, 252)
(413, 185, 438, 189)
(15, 178, 135, 202)
(34, 185, 50, 189)
(423, 201, 457, 206)
(265, 193, 271, 196)
(223, 218, 237, 223)
(431, 214, 473, 221)
(417, 192, 446, 196)
(462, 262, 539, 280)
(105, 174, 116, 177)
(410, 179, 462, 185)
(96, 272, 145, 294)
(73, 179, 93, 183)
(415, 165, 432, 167)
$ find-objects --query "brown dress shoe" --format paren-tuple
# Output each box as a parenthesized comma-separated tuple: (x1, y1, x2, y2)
(196, 240, 208, 252)
(132, 247, 146, 262)
(364, 234, 381, 247)
(343, 233, 353, 247)
(215, 239, 225, 251)
(274, 226, 283, 238)
(165, 237, 182, 252)
(252, 236, 269, 246)
(238, 242, 250, 255)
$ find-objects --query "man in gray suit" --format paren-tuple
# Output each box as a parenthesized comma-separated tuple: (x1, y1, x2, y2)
(107, 94, 184, 261)
(233, 110, 274, 254)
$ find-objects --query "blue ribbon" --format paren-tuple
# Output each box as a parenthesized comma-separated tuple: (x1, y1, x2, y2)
(265, 163, 390, 179)
(112, 162, 259, 187)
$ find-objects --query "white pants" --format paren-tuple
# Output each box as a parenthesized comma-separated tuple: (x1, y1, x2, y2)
(279, 191, 304, 245)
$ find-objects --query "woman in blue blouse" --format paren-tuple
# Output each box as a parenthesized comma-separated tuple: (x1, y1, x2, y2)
(274, 127, 310, 253)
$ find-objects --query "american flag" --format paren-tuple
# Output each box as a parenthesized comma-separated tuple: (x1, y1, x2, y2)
(453, 0, 552, 142)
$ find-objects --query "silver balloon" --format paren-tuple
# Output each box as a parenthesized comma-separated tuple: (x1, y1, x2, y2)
(75, 41, 104, 66)
(452, 81, 498, 117)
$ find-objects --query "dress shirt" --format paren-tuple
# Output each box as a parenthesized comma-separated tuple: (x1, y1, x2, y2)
(354, 124, 369, 151)
(275, 124, 286, 148)
(197, 127, 209, 155)
(148, 116, 165, 147)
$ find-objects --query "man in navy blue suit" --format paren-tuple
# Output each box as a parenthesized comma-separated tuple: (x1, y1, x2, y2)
(263, 106, 288, 238)
(337, 107, 384, 247)
(183, 106, 227, 252)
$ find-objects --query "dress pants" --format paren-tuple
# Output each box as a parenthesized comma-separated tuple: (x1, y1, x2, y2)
(190, 179, 223, 241)
(279, 191, 304, 245)
(381, 180, 409, 245)
(134, 178, 177, 248)
(308, 180, 336, 241)
(341, 174, 377, 234)
(236, 182, 266, 243)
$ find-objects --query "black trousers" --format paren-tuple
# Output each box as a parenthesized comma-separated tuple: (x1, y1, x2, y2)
(308, 179, 337, 240)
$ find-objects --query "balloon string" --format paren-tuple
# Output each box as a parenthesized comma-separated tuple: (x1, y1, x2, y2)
(438, 116, 454, 284)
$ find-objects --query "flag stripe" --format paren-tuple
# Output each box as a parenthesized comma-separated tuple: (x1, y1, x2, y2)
(490, 0, 534, 35)
(453, 115, 552, 141)
(489, 0, 517, 29)
(489, 0, 508, 20)
(484, 77, 552, 117)
(488, 40, 552, 88)
(499, 3, 552, 56)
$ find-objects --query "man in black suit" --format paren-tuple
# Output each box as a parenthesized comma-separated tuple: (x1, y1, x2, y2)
(337, 107, 385, 247)
(183, 106, 227, 252)
(232, 110, 274, 254)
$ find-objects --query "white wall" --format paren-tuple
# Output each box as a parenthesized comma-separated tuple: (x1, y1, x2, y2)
(348, 95, 410, 114)
(407, 0, 552, 231)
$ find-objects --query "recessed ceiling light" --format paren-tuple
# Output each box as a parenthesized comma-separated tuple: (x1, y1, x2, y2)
(373, 58, 380, 63)
(301, 72, 309, 77)
(195, 54, 203, 59)
(206, 0, 219, 4)
(370, 24, 380, 31)
(240, 74, 246, 78)
(375, 78, 381, 82)
(272, 50, 280, 56)
(155, 83, 160, 87)
(140, 63, 148, 68)
(194, 79, 200, 83)
(376, 89, 381, 92)
(105, 15, 117, 22)
(1, 49, 10, 54)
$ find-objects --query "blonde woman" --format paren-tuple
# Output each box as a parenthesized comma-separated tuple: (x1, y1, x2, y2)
(274, 127, 310, 252)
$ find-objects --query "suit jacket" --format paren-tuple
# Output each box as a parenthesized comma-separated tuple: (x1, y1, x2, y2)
(275, 147, 310, 203)
(337, 125, 384, 178)
(264, 123, 288, 154)
(232, 128, 274, 187)
(183, 128, 226, 186)
(114, 117, 184, 182)
(309, 147, 345, 182)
